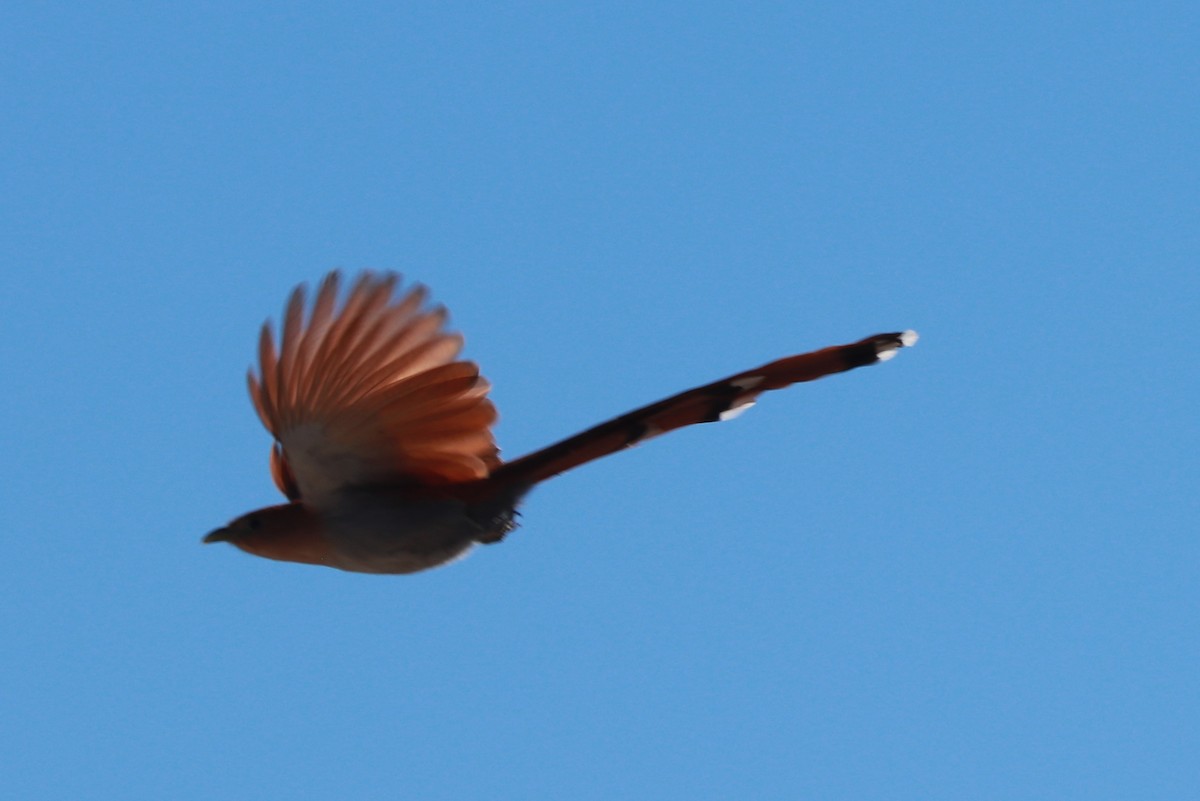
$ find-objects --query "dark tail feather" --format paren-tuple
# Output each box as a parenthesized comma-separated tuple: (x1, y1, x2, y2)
(485, 330, 918, 492)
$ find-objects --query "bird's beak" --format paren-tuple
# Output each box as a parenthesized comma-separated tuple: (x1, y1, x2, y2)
(203, 527, 233, 544)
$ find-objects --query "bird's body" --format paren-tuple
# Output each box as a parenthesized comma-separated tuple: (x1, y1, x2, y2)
(307, 489, 482, 574)
(206, 271, 917, 573)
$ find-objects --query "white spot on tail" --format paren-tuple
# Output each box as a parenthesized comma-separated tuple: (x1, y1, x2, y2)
(875, 330, 919, 362)
(719, 399, 756, 421)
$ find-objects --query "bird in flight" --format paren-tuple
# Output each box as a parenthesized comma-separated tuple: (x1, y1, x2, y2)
(205, 271, 917, 573)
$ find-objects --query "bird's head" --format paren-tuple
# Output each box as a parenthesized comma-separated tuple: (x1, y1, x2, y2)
(203, 503, 333, 567)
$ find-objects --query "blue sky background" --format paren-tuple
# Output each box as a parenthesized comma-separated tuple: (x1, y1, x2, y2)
(2, 3, 1196, 799)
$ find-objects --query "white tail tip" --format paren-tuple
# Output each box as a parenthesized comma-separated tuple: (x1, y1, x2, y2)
(874, 330, 918, 362)
(719, 399, 756, 421)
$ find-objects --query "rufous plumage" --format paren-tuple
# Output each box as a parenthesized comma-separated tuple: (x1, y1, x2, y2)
(205, 271, 917, 573)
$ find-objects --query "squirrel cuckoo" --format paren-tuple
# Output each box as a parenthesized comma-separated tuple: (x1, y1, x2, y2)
(205, 271, 917, 573)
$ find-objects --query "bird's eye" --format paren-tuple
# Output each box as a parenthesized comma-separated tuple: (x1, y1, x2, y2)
(246, 516, 262, 531)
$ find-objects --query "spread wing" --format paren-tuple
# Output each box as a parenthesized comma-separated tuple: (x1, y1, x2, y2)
(247, 271, 499, 507)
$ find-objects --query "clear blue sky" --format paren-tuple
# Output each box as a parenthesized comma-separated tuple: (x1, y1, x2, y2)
(2, 3, 1196, 799)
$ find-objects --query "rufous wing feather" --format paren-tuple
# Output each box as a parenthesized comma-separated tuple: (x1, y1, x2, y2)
(245, 271, 500, 507)
(269, 442, 301, 500)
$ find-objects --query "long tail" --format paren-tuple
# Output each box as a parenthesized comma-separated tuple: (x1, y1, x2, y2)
(485, 330, 917, 492)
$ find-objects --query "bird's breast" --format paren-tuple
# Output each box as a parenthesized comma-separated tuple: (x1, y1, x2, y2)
(321, 490, 488, 574)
